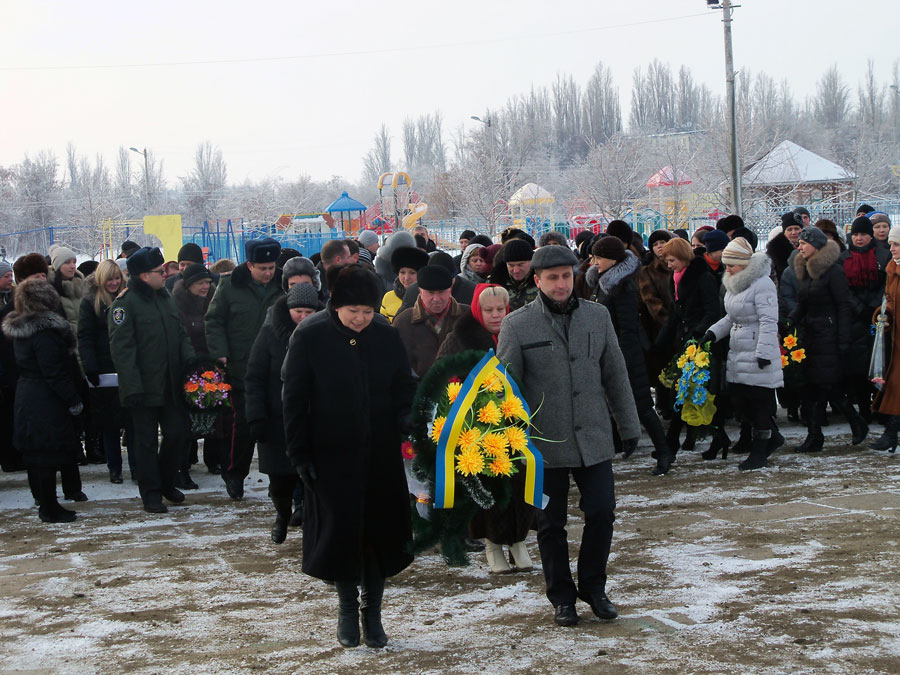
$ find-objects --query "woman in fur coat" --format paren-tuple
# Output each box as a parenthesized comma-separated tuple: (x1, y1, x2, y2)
(2, 278, 84, 523)
(704, 240, 784, 471)
(576, 237, 673, 475)
(789, 226, 867, 453)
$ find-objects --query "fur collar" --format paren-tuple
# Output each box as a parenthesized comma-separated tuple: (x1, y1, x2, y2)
(264, 296, 299, 343)
(794, 240, 841, 281)
(585, 251, 640, 299)
(722, 252, 771, 294)
(230, 261, 282, 289)
(766, 232, 795, 265)
(446, 310, 496, 352)
(48, 268, 85, 300)
(2, 309, 75, 344)
(172, 278, 212, 317)
(678, 255, 710, 290)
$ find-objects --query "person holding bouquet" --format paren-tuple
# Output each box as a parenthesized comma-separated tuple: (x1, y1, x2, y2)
(870, 226, 900, 452)
(109, 247, 195, 514)
(245, 282, 321, 544)
(282, 264, 417, 649)
(435, 282, 537, 573)
(702, 238, 784, 471)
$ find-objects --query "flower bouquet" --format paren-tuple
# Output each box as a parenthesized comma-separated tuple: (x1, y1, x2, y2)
(672, 340, 716, 427)
(780, 331, 806, 388)
(407, 349, 547, 566)
(183, 359, 232, 435)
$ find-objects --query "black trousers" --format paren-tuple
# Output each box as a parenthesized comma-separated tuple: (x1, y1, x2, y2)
(729, 384, 775, 430)
(27, 463, 81, 501)
(268, 474, 301, 514)
(223, 389, 254, 481)
(537, 460, 615, 607)
(130, 402, 187, 503)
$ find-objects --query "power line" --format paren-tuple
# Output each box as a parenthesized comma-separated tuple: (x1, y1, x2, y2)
(0, 12, 712, 72)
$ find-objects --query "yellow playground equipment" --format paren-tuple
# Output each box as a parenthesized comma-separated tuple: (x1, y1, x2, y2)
(377, 172, 428, 232)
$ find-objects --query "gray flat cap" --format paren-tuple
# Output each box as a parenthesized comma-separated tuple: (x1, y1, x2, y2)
(531, 245, 577, 271)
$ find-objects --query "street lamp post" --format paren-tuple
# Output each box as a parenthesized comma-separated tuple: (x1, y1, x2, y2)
(707, 0, 742, 217)
(471, 115, 497, 233)
(129, 146, 151, 211)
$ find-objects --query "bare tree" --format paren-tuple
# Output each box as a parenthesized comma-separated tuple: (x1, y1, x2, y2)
(814, 64, 851, 128)
(581, 62, 622, 146)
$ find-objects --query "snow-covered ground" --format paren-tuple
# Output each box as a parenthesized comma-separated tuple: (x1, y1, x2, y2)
(1, 420, 899, 674)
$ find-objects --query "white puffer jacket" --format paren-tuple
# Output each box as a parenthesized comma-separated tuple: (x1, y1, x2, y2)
(709, 252, 784, 389)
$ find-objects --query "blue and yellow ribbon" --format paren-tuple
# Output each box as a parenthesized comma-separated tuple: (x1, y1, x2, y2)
(434, 349, 547, 510)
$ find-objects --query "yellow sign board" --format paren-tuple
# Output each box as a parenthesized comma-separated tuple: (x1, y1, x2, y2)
(143, 215, 183, 259)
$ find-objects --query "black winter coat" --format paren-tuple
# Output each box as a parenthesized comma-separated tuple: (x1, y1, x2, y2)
(245, 296, 298, 476)
(2, 311, 82, 465)
(0, 302, 17, 388)
(77, 278, 116, 376)
(281, 309, 417, 582)
(660, 256, 721, 349)
(767, 233, 795, 286)
(576, 253, 653, 413)
(840, 241, 890, 377)
(789, 241, 852, 386)
(172, 278, 214, 355)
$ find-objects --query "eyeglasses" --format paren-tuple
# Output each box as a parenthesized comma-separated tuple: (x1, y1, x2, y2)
(148, 269, 165, 276)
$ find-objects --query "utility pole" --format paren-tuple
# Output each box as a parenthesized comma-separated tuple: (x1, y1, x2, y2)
(130, 146, 151, 211)
(709, 0, 742, 216)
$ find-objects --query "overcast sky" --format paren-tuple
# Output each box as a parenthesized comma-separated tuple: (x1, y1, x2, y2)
(2, 0, 899, 186)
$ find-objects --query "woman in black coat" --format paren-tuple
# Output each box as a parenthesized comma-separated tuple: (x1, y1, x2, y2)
(282, 264, 417, 650)
(789, 226, 866, 453)
(577, 238, 673, 475)
(657, 237, 721, 454)
(78, 261, 130, 483)
(2, 278, 84, 523)
(841, 217, 891, 422)
(245, 283, 320, 544)
(435, 283, 538, 574)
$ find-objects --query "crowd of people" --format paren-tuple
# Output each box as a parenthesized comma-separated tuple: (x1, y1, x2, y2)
(1, 207, 897, 645)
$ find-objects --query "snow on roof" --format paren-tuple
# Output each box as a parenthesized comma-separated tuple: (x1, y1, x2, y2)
(509, 183, 554, 205)
(742, 140, 856, 186)
(647, 166, 692, 188)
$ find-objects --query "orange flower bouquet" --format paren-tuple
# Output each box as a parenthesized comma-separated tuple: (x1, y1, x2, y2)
(183, 360, 232, 434)
(780, 330, 806, 388)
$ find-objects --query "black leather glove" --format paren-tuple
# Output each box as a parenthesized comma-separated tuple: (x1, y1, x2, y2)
(701, 331, 716, 345)
(123, 394, 144, 408)
(757, 357, 771, 369)
(295, 462, 317, 490)
(85, 371, 100, 387)
(621, 437, 639, 458)
(248, 420, 269, 443)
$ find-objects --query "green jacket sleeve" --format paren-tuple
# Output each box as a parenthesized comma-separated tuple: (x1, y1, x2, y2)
(204, 281, 230, 361)
(108, 296, 143, 401)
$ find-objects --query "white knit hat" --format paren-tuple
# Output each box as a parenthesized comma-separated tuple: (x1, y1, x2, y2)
(721, 237, 754, 266)
(888, 226, 900, 246)
(49, 245, 76, 271)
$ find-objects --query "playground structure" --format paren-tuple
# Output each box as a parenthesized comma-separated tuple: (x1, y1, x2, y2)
(509, 183, 555, 231)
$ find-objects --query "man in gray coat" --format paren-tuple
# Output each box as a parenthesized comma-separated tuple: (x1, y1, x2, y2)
(497, 244, 640, 628)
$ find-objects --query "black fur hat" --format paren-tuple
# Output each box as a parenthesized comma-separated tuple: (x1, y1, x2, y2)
(327, 264, 382, 310)
(391, 246, 429, 275)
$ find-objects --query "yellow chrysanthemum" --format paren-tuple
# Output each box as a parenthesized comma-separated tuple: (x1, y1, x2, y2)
(676, 355, 688, 369)
(430, 416, 446, 443)
(481, 373, 504, 394)
(505, 426, 529, 452)
(684, 344, 698, 359)
(500, 396, 529, 422)
(456, 446, 484, 476)
(790, 348, 806, 363)
(480, 432, 509, 458)
(446, 381, 462, 404)
(694, 352, 710, 368)
(477, 400, 502, 425)
(488, 454, 513, 477)
(781, 354, 789, 368)
(783, 334, 798, 349)
(457, 427, 481, 452)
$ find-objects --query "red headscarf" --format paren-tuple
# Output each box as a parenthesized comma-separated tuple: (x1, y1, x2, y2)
(471, 283, 508, 346)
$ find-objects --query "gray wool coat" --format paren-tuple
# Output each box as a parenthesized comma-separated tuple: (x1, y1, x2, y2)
(497, 295, 640, 469)
(709, 252, 784, 389)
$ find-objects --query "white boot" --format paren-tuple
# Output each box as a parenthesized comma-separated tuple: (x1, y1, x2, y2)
(509, 540, 533, 571)
(485, 540, 512, 574)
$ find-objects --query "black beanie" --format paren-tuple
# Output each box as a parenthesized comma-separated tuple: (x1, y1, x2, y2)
(592, 235, 626, 262)
(850, 216, 874, 237)
(502, 238, 534, 263)
(182, 263, 213, 287)
(648, 229, 673, 249)
(606, 220, 633, 245)
(177, 242, 204, 264)
(781, 212, 802, 229)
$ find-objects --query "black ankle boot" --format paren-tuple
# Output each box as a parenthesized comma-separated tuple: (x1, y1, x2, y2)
(731, 423, 752, 454)
(833, 397, 868, 445)
(739, 429, 771, 471)
(869, 416, 900, 452)
(335, 581, 360, 647)
(641, 408, 671, 474)
(361, 574, 388, 648)
(701, 427, 731, 460)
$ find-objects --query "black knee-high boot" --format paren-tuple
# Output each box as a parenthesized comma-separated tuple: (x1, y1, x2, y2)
(767, 418, 784, 456)
(740, 428, 770, 471)
(361, 556, 388, 648)
(36, 467, 76, 523)
(831, 394, 869, 446)
(869, 415, 900, 452)
(334, 581, 360, 648)
(641, 408, 672, 475)
(268, 476, 294, 544)
(795, 402, 825, 453)
(665, 416, 683, 459)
